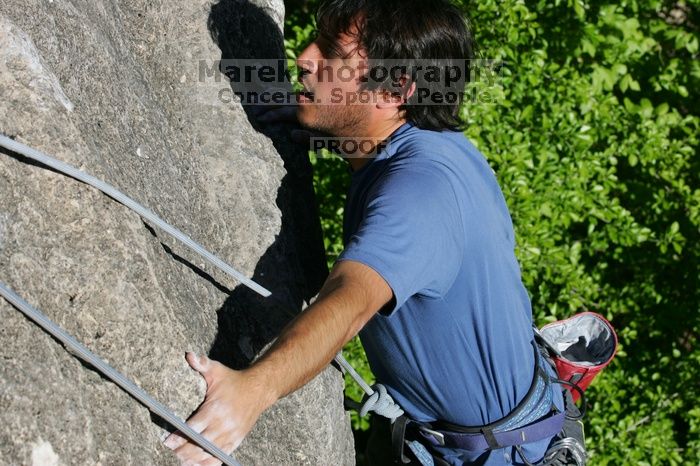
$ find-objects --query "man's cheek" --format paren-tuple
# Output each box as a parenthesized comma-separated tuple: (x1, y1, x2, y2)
(331, 88, 343, 104)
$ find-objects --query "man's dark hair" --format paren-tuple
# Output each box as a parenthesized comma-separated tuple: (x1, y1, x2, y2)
(316, 0, 475, 131)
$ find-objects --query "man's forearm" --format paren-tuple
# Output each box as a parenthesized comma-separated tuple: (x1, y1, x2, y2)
(164, 261, 392, 463)
(243, 261, 391, 409)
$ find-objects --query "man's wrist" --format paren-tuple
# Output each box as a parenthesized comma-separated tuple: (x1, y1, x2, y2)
(240, 364, 280, 412)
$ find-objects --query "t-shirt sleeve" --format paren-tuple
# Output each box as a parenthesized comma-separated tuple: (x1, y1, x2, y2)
(338, 162, 464, 314)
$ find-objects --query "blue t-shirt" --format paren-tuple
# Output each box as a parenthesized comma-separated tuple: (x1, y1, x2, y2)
(338, 123, 561, 465)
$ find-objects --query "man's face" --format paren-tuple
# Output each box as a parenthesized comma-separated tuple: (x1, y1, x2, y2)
(295, 29, 373, 137)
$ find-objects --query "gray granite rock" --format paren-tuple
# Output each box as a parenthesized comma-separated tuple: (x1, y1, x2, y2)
(0, 0, 354, 464)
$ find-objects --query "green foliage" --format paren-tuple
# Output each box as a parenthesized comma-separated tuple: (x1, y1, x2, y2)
(285, 0, 700, 461)
(460, 0, 699, 462)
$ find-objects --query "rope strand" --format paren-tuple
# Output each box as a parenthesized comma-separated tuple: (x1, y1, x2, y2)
(0, 282, 242, 466)
(0, 134, 270, 297)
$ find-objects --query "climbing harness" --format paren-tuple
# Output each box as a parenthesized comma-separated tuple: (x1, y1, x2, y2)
(0, 282, 242, 466)
(514, 389, 588, 466)
(384, 342, 565, 465)
(0, 134, 378, 461)
(364, 316, 618, 466)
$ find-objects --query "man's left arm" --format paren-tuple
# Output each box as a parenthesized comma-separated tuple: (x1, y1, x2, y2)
(164, 260, 392, 465)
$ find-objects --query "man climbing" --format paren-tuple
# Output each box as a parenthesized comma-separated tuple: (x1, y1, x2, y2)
(165, 0, 564, 464)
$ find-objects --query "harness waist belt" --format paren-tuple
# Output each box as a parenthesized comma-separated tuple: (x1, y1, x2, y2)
(414, 340, 564, 452)
(418, 410, 565, 451)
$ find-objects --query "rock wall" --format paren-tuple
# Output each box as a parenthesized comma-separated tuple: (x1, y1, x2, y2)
(0, 0, 354, 464)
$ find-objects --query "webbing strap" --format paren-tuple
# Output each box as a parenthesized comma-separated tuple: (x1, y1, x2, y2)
(418, 411, 565, 451)
(0, 282, 242, 466)
(481, 426, 501, 450)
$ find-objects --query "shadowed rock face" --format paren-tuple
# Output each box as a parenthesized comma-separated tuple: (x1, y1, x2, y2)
(0, 0, 354, 464)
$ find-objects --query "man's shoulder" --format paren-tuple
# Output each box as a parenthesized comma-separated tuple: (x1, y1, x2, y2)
(383, 126, 492, 191)
(392, 125, 466, 153)
(389, 126, 483, 170)
(357, 124, 496, 208)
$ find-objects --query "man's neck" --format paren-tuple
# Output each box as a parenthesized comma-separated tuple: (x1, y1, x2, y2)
(346, 119, 407, 172)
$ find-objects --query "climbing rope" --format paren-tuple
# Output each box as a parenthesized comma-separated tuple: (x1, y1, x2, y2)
(0, 134, 385, 405)
(358, 383, 404, 422)
(0, 134, 270, 298)
(0, 133, 400, 455)
(0, 282, 242, 466)
(334, 354, 404, 421)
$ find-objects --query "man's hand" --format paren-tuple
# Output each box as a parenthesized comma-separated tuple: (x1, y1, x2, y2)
(163, 261, 392, 465)
(256, 104, 320, 146)
(163, 352, 274, 466)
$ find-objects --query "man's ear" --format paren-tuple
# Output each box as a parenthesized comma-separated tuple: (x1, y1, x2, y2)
(405, 81, 416, 100)
(376, 78, 416, 109)
(376, 90, 403, 109)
